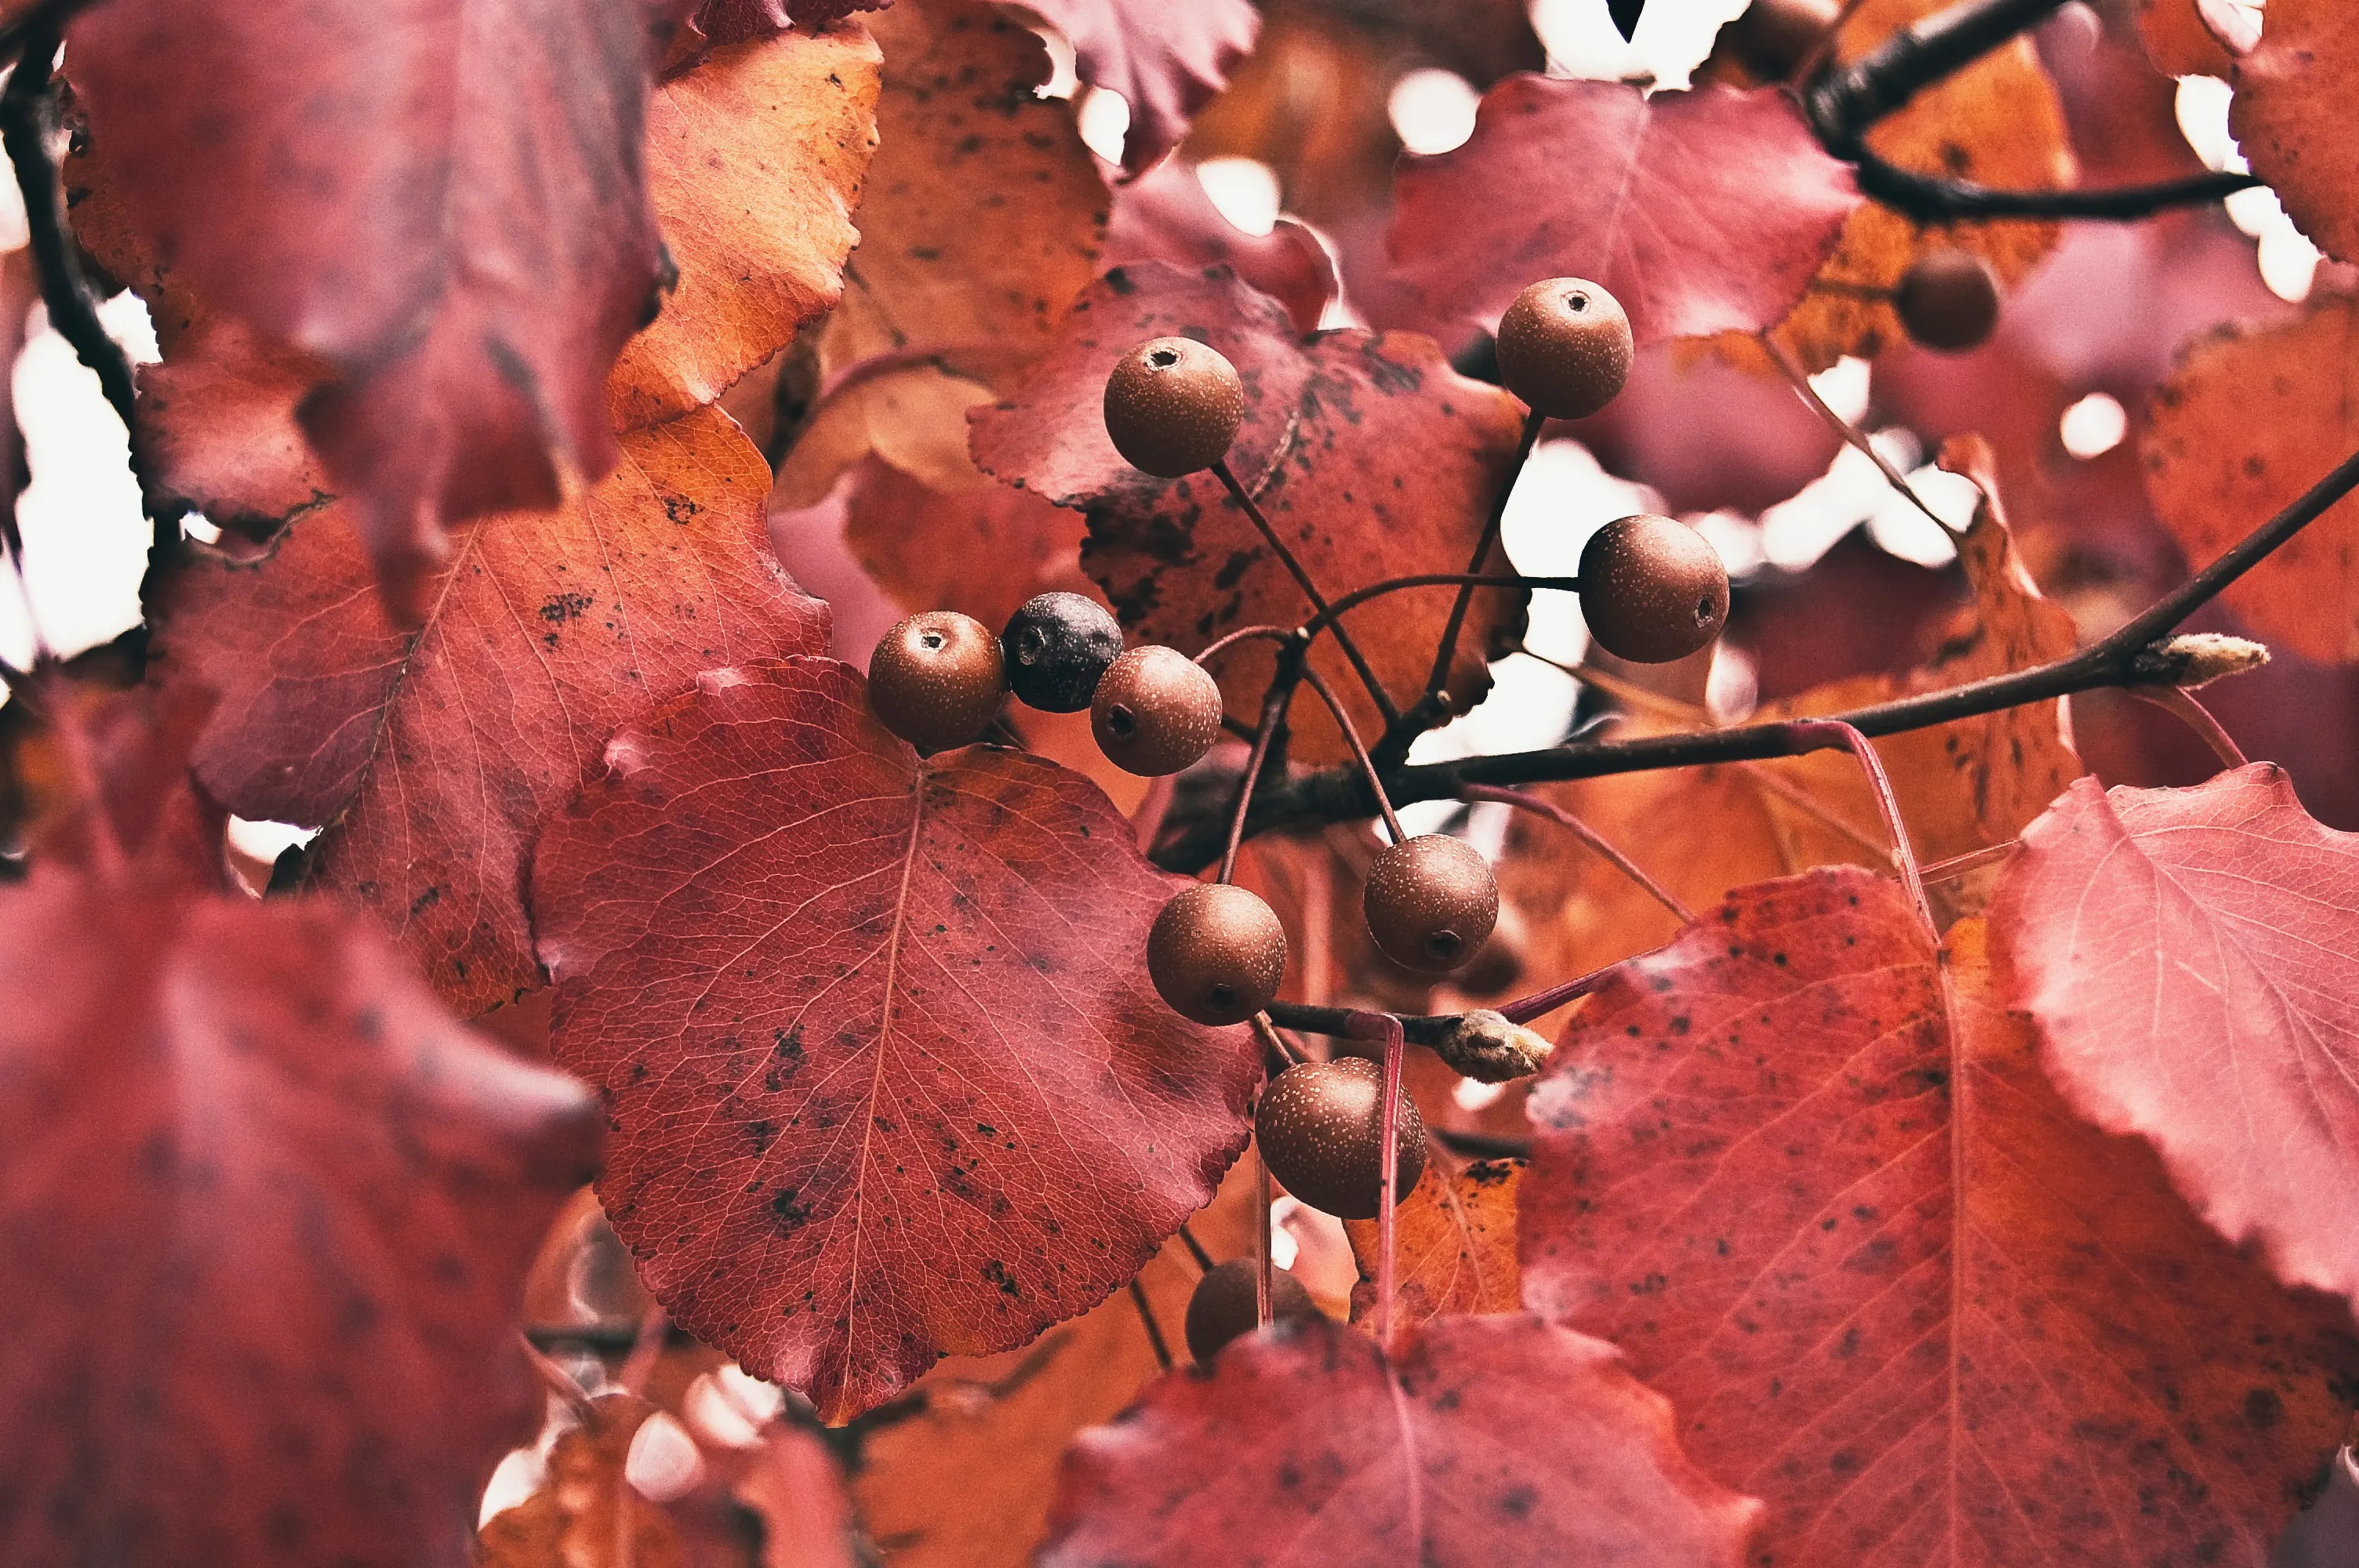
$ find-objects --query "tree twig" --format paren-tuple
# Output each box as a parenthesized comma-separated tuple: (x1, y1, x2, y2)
(1848, 154, 2260, 223)
(2128, 684, 2248, 771)
(1762, 332, 1953, 533)
(1808, 0, 2073, 142)
(1212, 458, 1398, 724)
(1127, 1279, 1174, 1372)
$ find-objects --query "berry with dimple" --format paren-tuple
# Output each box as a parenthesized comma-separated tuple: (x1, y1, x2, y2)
(1254, 1057, 1426, 1221)
(1896, 249, 2000, 354)
(1092, 645, 1223, 776)
(1362, 835, 1498, 975)
(1578, 514, 1731, 664)
(1001, 592, 1125, 713)
(1147, 883, 1287, 1026)
(1725, 0, 1840, 78)
(1183, 1259, 1319, 1363)
(867, 612, 1005, 752)
(1103, 336, 1246, 477)
(1494, 278, 1634, 420)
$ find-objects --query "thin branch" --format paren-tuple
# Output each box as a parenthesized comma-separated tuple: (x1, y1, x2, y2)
(1212, 457, 1398, 724)
(1921, 840, 2016, 884)
(1762, 332, 1953, 534)
(2129, 684, 2248, 771)
(1343, 1009, 1408, 1352)
(1434, 1127, 1532, 1160)
(1296, 661, 1405, 844)
(1127, 1279, 1174, 1372)
(1849, 153, 2261, 223)
(1176, 1222, 1216, 1274)
(1195, 624, 1296, 666)
(1218, 642, 1301, 884)
(1464, 783, 1694, 923)
(1809, 0, 2074, 142)
(1251, 1011, 1307, 1067)
(1788, 720, 1935, 941)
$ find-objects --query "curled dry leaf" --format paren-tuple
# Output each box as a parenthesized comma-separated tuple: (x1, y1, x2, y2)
(1343, 1156, 1522, 1329)
(0, 868, 601, 1568)
(973, 263, 1529, 759)
(2232, 0, 2359, 263)
(475, 1395, 684, 1568)
(530, 658, 1259, 1422)
(1038, 1312, 1763, 1567)
(1523, 870, 2359, 1565)
(1103, 158, 1338, 336)
(608, 23, 882, 430)
(1997, 765, 2359, 1312)
(154, 402, 828, 1013)
(67, 0, 679, 615)
(2143, 293, 2359, 663)
(1017, 0, 1259, 174)
(1764, 0, 2074, 372)
(1389, 78, 1860, 348)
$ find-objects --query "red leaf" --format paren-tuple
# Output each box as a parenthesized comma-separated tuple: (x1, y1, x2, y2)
(1038, 1312, 1762, 1566)
(154, 407, 827, 1013)
(1523, 870, 2359, 1565)
(1998, 765, 2359, 1310)
(1020, 0, 1259, 173)
(529, 657, 1259, 1422)
(66, 0, 678, 613)
(1389, 78, 1859, 347)
(2230, 0, 2359, 263)
(1103, 160, 1338, 336)
(0, 869, 600, 1567)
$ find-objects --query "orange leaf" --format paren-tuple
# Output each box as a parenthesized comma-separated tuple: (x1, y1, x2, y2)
(1343, 1156, 1522, 1327)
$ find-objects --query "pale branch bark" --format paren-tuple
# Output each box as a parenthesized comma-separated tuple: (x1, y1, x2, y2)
(1154, 445, 2359, 874)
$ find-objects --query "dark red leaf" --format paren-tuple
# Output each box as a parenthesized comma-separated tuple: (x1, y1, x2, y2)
(530, 656, 1258, 1422)
(154, 406, 828, 1013)
(1389, 78, 1859, 347)
(1103, 160, 1338, 335)
(67, 0, 678, 613)
(0, 869, 600, 1566)
(1020, 0, 1259, 173)
(1998, 765, 2359, 1310)
(1038, 1312, 1762, 1566)
(1523, 870, 2359, 1565)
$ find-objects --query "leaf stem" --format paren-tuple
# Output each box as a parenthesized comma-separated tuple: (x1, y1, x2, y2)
(2127, 684, 2248, 771)
(1344, 1008, 1408, 1352)
(1462, 783, 1695, 923)
(1212, 458, 1398, 724)
(1296, 662, 1406, 845)
(1762, 332, 1954, 533)
(1219, 641, 1303, 884)
(1786, 719, 1936, 942)
(1128, 1279, 1175, 1372)
(1176, 1222, 1216, 1273)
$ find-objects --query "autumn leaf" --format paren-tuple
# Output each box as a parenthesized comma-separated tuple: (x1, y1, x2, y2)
(1103, 158, 1338, 335)
(1388, 78, 1859, 348)
(608, 23, 882, 430)
(2143, 293, 2359, 663)
(1020, 0, 1259, 174)
(972, 263, 1530, 759)
(2135, 0, 2241, 78)
(1037, 1313, 1763, 1566)
(1343, 1156, 1521, 1328)
(1997, 765, 2359, 1314)
(529, 657, 1260, 1423)
(2231, 0, 2359, 263)
(66, 0, 682, 615)
(0, 868, 601, 1568)
(1765, 0, 2074, 372)
(837, 456, 1091, 631)
(154, 406, 828, 1014)
(1523, 870, 2359, 1565)
(849, 1157, 1263, 1568)
(476, 1395, 685, 1568)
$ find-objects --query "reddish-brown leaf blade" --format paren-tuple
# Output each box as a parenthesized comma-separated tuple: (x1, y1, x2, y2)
(0, 871, 600, 1567)
(1389, 78, 1859, 347)
(1998, 766, 2359, 1310)
(1038, 1312, 1762, 1566)
(530, 657, 1259, 1422)
(154, 407, 827, 1012)
(1523, 870, 2359, 1565)
(1020, 0, 1259, 173)
(1103, 159, 1338, 335)
(2231, 1, 2359, 263)
(67, 0, 677, 609)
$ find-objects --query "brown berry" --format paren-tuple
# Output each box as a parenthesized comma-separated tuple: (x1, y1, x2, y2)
(1092, 645, 1223, 776)
(1147, 883, 1286, 1026)
(1896, 249, 2000, 354)
(1578, 514, 1731, 664)
(1362, 834, 1497, 975)
(1182, 1259, 1319, 1364)
(1103, 336, 1245, 477)
(1494, 278, 1633, 420)
(1725, 0, 1841, 79)
(1254, 1057, 1426, 1221)
(867, 612, 1005, 752)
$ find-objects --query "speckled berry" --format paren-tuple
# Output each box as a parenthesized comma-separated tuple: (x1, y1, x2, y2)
(1147, 883, 1287, 1026)
(1001, 592, 1124, 713)
(1254, 1057, 1426, 1221)
(1362, 835, 1498, 975)
(1494, 278, 1634, 420)
(1103, 336, 1246, 477)
(1896, 249, 2000, 354)
(1183, 1259, 1319, 1363)
(1092, 645, 1223, 776)
(1578, 514, 1730, 664)
(867, 612, 1005, 752)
